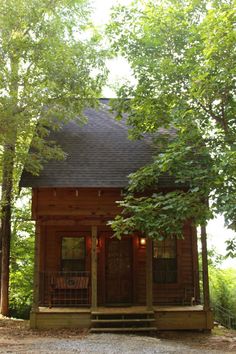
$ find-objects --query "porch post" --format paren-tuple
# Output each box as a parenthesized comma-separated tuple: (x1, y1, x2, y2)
(91, 225, 98, 310)
(146, 237, 153, 310)
(201, 225, 210, 311)
(32, 223, 40, 311)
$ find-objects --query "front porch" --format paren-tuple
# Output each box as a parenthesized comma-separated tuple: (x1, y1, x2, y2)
(30, 305, 213, 331)
(31, 222, 213, 330)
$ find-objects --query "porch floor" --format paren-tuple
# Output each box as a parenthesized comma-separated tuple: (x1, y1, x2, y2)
(38, 305, 204, 313)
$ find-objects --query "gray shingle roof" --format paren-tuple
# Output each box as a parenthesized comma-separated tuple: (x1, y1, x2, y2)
(20, 100, 155, 188)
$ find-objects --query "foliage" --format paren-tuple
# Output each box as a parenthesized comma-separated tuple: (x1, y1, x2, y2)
(210, 267, 236, 313)
(0, 0, 107, 315)
(225, 237, 236, 258)
(0, 0, 107, 177)
(199, 246, 236, 326)
(9, 190, 34, 319)
(109, 125, 215, 239)
(209, 263, 236, 327)
(107, 0, 236, 246)
(109, 191, 210, 239)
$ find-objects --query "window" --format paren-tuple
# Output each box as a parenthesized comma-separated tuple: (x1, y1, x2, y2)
(61, 237, 85, 271)
(153, 237, 177, 283)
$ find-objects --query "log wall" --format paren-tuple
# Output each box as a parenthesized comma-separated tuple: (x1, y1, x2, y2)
(32, 188, 122, 219)
(33, 187, 199, 307)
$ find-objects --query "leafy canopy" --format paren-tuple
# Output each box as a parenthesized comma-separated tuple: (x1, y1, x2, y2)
(0, 0, 107, 177)
(107, 0, 236, 244)
(0, 0, 107, 315)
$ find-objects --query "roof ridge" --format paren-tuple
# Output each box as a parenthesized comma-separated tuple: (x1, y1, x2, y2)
(98, 101, 129, 132)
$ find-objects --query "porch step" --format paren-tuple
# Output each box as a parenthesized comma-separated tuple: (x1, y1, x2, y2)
(90, 327, 157, 333)
(90, 310, 157, 333)
(91, 311, 154, 315)
(91, 318, 155, 323)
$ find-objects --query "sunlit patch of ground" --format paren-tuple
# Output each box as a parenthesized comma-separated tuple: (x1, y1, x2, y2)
(0, 315, 235, 353)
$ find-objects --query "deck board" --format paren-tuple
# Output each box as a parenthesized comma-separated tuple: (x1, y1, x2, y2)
(38, 305, 204, 313)
(155, 305, 203, 312)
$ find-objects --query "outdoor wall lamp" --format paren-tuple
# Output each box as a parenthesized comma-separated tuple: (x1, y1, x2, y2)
(139, 237, 146, 247)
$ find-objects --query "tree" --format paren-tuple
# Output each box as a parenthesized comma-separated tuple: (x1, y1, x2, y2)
(10, 190, 34, 319)
(0, 0, 107, 315)
(107, 0, 236, 245)
(207, 248, 236, 328)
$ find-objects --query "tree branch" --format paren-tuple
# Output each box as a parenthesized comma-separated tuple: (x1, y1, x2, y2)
(195, 99, 228, 133)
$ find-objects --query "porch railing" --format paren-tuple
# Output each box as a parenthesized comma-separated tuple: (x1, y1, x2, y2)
(39, 271, 91, 307)
(212, 304, 236, 330)
(198, 271, 236, 328)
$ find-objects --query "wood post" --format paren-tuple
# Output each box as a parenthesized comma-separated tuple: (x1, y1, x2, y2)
(32, 223, 40, 311)
(146, 237, 153, 310)
(91, 225, 98, 310)
(0, 205, 11, 316)
(201, 225, 210, 311)
(191, 225, 200, 302)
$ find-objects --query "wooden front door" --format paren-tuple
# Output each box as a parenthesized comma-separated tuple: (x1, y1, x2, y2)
(105, 237, 133, 304)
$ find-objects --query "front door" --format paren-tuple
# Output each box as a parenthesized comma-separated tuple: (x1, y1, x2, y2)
(105, 237, 133, 305)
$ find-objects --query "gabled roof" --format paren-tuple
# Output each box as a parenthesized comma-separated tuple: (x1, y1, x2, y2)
(20, 99, 154, 188)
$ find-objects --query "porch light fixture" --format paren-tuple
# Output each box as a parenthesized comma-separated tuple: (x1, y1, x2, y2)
(139, 237, 146, 247)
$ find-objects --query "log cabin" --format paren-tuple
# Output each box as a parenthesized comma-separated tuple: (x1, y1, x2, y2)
(20, 99, 213, 331)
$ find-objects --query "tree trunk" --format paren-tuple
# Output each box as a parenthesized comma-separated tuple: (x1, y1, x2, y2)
(0, 188, 2, 306)
(0, 144, 15, 316)
(0, 54, 19, 315)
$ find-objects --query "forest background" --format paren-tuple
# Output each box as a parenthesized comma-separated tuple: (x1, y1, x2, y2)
(0, 0, 235, 327)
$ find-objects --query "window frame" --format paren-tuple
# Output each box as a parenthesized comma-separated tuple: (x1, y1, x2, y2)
(153, 237, 178, 284)
(60, 235, 86, 272)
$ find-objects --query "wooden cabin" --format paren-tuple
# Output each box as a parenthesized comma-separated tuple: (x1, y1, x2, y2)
(20, 99, 213, 331)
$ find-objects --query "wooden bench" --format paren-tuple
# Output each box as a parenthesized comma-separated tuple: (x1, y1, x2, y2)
(49, 275, 89, 307)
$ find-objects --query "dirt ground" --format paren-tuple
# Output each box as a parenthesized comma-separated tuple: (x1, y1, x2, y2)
(0, 315, 236, 353)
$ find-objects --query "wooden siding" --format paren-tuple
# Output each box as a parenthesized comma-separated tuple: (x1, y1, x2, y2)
(135, 224, 199, 306)
(32, 188, 122, 219)
(33, 187, 199, 308)
(30, 311, 91, 329)
(154, 308, 213, 330)
(152, 225, 198, 305)
(136, 247, 146, 304)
